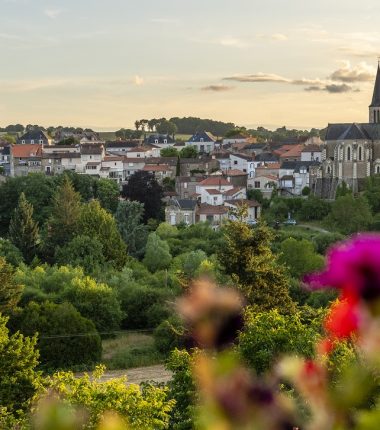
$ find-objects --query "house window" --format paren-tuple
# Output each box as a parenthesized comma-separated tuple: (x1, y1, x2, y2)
(22, 140, 25, 144)
(155, 139, 158, 144)
(234, 160, 238, 165)
(39, 140, 43, 144)
(31, 140, 34, 144)
(170, 213, 176, 226)
(164, 139, 167, 144)
(184, 214, 189, 224)
(377, 166, 380, 174)
(90, 155, 92, 159)
(254, 181, 260, 189)
(184, 182, 188, 189)
(137, 154, 141, 158)
(200, 138, 204, 142)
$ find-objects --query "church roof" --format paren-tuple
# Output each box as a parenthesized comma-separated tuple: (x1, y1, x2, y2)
(325, 123, 380, 141)
(370, 64, 380, 108)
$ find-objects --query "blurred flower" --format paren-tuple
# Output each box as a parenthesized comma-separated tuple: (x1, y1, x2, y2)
(177, 280, 244, 349)
(324, 297, 360, 340)
(304, 234, 380, 304)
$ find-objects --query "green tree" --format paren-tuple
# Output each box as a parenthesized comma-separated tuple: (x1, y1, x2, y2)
(61, 276, 123, 333)
(35, 366, 174, 430)
(46, 176, 82, 250)
(161, 147, 179, 157)
(0, 314, 39, 412)
(11, 301, 101, 369)
(95, 179, 120, 213)
(79, 200, 127, 269)
(156, 120, 178, 138)
(9, 192, 39, 263)
(115, 200, 148, 259)
(166, 349, 197, 430)
(0, 238, 24, 266)
(218, 221, 295, 313)
(156, 222, 179, 240)
(324, 195, 373, 234)
(335, 181, 352, 198)
(239, 309, 318, 374)
(0, 257, 23, 315)
(143, 233, 172, 272)
(278, 238, 325, 279)
(179, 146, 198, 159)
(364, 175, 380, 213)
(122, 171, 164, 223)
(299, 196, 331, 221)
(55, 235, 107, 275)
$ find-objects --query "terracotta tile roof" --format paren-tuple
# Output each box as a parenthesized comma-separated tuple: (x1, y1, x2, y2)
(104, 156, 123, 161)
(223, 187, 245, 197)
(205, 188, 222, 195)
(255, 174, 278, 181)
(86, 162, 101, 166)
(199, 177, 231, 186)
(12, 144, 42, 158)
(197, 203, 228, 215)
(225, 169, 247, 176)
(278, 144, 305, 159)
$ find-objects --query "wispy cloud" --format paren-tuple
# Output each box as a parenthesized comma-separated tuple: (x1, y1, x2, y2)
(222, 63, 374, 94)
(201, 84, 234, 92)
(256, 33, 288, 41)
(219, 37, 248, 48)
(43, 8, 62, 19)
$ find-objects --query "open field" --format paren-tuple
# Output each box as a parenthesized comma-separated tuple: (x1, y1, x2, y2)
(101, 332, 163, 370)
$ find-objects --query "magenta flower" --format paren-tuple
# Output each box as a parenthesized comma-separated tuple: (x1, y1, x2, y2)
(304, 234, 380, 302)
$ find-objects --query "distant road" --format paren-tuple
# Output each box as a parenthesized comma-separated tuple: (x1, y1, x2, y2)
(297, 224, 330, 234)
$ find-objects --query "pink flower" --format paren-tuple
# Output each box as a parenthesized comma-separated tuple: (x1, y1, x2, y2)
(304, 234, 380, 303)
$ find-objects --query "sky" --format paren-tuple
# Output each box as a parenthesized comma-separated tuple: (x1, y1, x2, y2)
(1, 0, 380, 130)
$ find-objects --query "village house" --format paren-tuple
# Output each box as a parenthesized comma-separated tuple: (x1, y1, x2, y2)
(18, 129, 51, 146)
(122, 157, 147, 179)
(142, 164, 173, 183)
(301, 144, 322, 162)
(224, 199, 262, 222)
(196, 176, 234, 204)
(248, 174, 278, 198)
(195, 203, 229, 228)
(165, 198, 197, 226)
(255, 163, 280, 179)
(0, 144, 11, 175)
(211, 150, 231, 171)
(186, 131, 217, 154)
(175, 176, 204, 199)
(275, 144, 305, 162)
(224, 169, 248, 188)
(229, 153, 257, 178)
(106, 140, 140, 154)
(179, 156, 219, 176)
(101, 155, 124, 182)
(10, 144, 43, 176)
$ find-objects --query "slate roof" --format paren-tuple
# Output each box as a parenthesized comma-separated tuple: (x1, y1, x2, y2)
(325, 123, 380, 141)
(18, 129, 49, 142)
(370, 64, 380, 107)
(281, 161, 320, 171)
(230, 153, 255, 161)
(188, 131, 216, 143)
(253, 152, 279, 162)
(81, 144, 104, 155)
(302, 144, 322, 152)
(106, 141, 140, 148)
(223, 187, 245, 197)
(145, 134, 175, 144)
(177, 199, 197, 210)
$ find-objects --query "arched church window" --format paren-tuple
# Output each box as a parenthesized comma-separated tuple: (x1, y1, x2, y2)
(347, 146, 351, 161)
(327, 166, 331, 174)
(377, 166, 380, 174)
(359, 146, 362, 161)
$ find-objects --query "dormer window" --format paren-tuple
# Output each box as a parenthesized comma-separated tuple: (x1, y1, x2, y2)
(155, 139, 158, 144)
(22, 140, 25, 144)
(31, 140, 34, 144)
(164, 139, 167, 144)
(200, 138, 204, 142)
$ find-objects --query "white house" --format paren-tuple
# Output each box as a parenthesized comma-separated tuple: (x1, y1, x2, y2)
(186, 131, 217, 154)
(248, 174, 278, 198)
(229, 153, 257, 178)
(195, 176, 234, 204)
(301, 144, 322, 162)
(224, 199, 262, 222)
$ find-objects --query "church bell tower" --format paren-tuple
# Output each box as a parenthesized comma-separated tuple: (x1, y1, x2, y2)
(369, 62, 380, 123)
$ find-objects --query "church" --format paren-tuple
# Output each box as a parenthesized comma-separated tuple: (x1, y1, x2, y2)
(315, 63, 380, 199)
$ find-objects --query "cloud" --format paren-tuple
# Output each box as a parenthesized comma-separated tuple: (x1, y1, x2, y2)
(329, 61, 375, 83)
(134, 75, 144, 86)
(43, 8, 62, 19)
(201, 84, 234, 92)
(223, 68, 362, 94)
(256, 33, 288, 41)
(305, 84, 354, 93)
(218, 37, 248, 48)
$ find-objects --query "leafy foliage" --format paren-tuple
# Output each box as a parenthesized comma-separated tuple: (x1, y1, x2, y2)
(0, 257, 23, 314)
(9, 192, 40, 263)
(11, 301, 101, 369)
(143, 233, 172, 272)
(239, 308, 319, 374)
(218, 221, 295, 313)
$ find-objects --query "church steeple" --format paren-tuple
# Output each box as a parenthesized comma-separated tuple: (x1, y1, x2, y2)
(369, 62, 380, 123)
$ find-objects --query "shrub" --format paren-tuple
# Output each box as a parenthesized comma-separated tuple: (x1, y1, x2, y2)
(10, 301, 101, 369)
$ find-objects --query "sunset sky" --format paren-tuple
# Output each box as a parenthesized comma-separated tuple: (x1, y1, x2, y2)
(1, 0, 380, 130)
